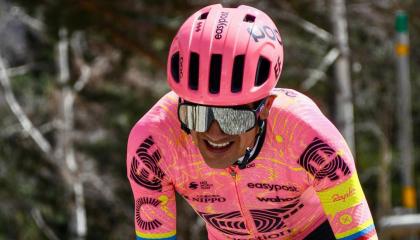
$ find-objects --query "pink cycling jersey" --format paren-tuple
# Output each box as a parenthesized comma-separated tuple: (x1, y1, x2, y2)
(127, 88, 377, 240)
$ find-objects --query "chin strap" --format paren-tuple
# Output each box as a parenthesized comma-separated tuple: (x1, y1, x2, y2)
(237, 120, 266, 169)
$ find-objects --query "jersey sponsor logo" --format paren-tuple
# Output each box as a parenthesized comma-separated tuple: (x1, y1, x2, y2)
(135, 197, 162, 230)
(256, 196, 299, 203)
(188, 182, 199, 190)
(247, 25, 282, 45)
(130, 136, 165, 191)
(215, 12, 229, 39)
(247, 182, 298, 192)
(245, 162, 256, 169)
(332, 187, 356, 203)
(185, 194, 227, 203)
(189, 181, 213, 190)
(272, 88, 297, 97)
(228, 231, 292, 240)
(298, 137, 351, 181)
(317, 174, 365, 215)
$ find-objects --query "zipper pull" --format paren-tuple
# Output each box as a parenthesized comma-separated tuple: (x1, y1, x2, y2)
(228, 166, 237, 177)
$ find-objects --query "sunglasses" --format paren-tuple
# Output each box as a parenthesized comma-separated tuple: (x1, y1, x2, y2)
(177, 98, 266, 135)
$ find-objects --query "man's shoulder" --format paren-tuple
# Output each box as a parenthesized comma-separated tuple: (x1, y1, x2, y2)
(136, 91, 179, 125)
(128, 91, 181, 142)
(269, 88, 345, 149)
(127, 91, 185, 156)
(269, 88, 335, 134)
(270, 88, 321, 116)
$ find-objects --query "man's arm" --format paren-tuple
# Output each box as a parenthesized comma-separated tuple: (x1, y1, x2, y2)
(289, 90, 378, 239)
(127, 122, 177, 240)
(300, 136, 377, 240)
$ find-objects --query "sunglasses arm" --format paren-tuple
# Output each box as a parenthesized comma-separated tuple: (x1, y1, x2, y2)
(237, 120, 265, 169)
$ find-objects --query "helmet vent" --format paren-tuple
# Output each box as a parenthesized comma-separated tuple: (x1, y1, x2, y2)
(255, 56, 270, 86)
(244, 14, 255, 23)
(189, 52, 200, 90)
(209, 54, 222, 94)
(198, 12, 209, 20)
(231, 55, 245, 92)
(170, 52, 180, 83)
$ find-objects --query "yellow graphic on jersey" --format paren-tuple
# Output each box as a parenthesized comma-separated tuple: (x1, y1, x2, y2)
(159, 195, 175, 219)
(339, 214, 353, 225)
(275, 135, 283, 143)
(317, 174, 365, 216)
(136, 230, 176, 239)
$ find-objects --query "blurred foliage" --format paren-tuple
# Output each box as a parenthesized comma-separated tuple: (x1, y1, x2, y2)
(1, 0, 420, 239)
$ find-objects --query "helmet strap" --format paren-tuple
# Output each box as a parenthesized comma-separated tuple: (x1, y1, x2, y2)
(237, 119, 266, 169)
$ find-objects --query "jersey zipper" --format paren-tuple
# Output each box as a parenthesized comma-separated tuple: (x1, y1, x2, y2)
(228, 165, 256, 236)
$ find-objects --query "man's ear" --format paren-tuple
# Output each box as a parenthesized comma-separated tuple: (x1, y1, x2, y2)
(260, 95, 277, 120)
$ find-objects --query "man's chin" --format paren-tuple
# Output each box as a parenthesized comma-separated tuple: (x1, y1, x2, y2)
(203, 157, 235, 169)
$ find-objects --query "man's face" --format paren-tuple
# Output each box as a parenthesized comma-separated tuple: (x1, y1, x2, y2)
(189, 95, 275, 169)
(191, 120, 259, 169)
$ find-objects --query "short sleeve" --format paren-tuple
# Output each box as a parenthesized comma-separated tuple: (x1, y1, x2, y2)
(289, 91, 378, 239)
(127, 120, 177, 240)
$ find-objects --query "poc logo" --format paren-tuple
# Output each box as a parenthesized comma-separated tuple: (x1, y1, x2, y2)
(189, 181, 213, 190)
(247, 25, 282, 45)
(215, 12, 229, 39)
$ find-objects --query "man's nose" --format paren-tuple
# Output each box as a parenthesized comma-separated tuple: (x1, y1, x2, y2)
(205, 120, 227, 137)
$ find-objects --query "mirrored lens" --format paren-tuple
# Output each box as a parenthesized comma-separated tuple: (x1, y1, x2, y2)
(178, 104, 212, 132)
(212, 108, 255, 135)
(178, 104, 257, 135)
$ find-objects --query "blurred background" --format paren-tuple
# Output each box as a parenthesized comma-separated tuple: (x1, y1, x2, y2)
(0, 0, 419, 239)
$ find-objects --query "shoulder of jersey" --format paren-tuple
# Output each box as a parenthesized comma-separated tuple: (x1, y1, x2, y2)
(136, 91, 179, 126)
(270, 88, 326, 126)
(271, 88, 318, 111)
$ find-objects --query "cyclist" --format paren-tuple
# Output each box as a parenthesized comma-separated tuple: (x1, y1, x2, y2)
(127, 4, 377, 240)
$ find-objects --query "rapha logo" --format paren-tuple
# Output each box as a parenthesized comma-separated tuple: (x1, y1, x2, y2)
(332, 187, 356, 202)
(189, 181, 213, 190)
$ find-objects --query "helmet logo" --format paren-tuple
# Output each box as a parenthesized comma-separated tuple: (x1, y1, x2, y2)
(179, 56, 184, 79)
(215, 12, 229, 39)
(274, 56, 282, 79)
(247, 25, 282, 46)
(195, 21, 203, 32)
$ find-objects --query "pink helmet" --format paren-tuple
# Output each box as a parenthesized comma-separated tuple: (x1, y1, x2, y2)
(167, 4, 284, 106)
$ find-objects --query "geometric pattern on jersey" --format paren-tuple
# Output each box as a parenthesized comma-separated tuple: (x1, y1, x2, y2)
(198, 211, 248, 236)
(298, 137, 351, 181)
(130, 136, 165, 191)
(135, 197, 162, 230)
(250, 200, 304, 233)
(198, 200, 304, 236)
